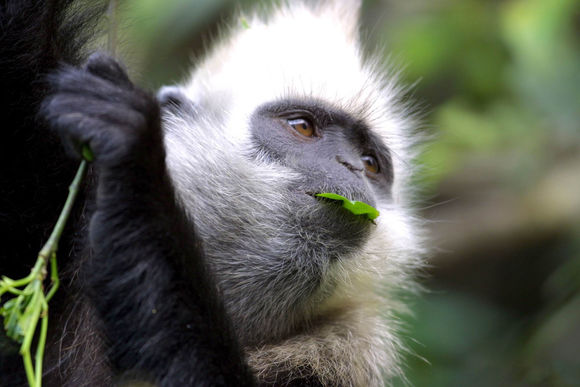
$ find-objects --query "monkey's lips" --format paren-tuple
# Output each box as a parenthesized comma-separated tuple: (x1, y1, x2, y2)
(305, 191, 379, 222)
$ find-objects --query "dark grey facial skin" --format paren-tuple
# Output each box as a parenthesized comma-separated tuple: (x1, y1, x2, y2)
(251, 98, 392, 209)
(243, 98, 395, 265)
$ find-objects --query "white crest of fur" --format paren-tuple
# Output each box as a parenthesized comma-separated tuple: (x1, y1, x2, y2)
(162, 1, 423, 385)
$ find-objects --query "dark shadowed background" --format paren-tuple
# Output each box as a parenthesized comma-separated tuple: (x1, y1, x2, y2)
(114, 0, 580, 385)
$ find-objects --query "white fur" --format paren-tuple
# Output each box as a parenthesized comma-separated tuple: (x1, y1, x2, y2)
(162, 1, 423, 385)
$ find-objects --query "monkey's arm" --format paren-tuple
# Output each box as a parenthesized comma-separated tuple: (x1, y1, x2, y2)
(42, 53, 255, 386)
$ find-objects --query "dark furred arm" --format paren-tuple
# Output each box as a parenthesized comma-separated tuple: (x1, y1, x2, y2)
(42, 53, 255, 386)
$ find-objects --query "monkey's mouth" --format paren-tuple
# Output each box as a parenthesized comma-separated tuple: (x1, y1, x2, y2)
(305, 191, 379, 222)
(297, 191, 374, 250)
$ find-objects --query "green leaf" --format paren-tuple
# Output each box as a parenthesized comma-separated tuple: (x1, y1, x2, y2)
(82, 145, 94, 162)
(1, 297, 25, 342)
(315, 193, 380, 220)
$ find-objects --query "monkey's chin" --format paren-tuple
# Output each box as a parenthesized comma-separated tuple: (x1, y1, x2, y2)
(285, 190, 373, 255)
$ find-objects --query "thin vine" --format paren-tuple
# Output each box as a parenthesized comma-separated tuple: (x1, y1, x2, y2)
(0, 160, 87, 387)
(0, 1, 116, 385)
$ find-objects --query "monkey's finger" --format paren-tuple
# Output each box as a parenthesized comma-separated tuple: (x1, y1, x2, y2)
(47, 66, 155, 118)
(83, 52, 133, 88)
(49, 66, 130, 100)
(43, 93, 147, 129)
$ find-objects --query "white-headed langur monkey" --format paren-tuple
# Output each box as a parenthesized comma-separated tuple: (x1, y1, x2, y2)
(0, 0, 424, 385)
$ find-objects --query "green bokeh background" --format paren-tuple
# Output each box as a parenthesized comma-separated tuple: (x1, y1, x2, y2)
(115, 0, 580, 385)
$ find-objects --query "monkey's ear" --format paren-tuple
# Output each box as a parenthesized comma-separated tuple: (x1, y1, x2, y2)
(157, 86, 196, 115)
(157, 86, 186, 107)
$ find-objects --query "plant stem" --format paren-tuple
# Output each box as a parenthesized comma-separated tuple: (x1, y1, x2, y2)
(35, 308, 49, 387)
(5, 160, 89, 387)
(45, 254, 59, 302)
(38, 160, 87, 263)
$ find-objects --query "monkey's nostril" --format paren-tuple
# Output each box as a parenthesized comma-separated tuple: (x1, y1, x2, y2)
(336, 155, 363, 173)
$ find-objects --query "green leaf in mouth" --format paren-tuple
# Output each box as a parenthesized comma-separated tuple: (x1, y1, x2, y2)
(315, 193, 380, 220)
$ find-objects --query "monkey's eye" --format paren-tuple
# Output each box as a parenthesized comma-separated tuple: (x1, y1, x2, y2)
(287, 118, 315, 137)
(361, 155, 380, 174)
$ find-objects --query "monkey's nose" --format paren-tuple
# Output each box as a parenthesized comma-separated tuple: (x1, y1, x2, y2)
(335, 155, 363, 174)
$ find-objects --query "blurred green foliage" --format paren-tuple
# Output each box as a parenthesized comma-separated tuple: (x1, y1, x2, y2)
(377, 0, 580, 194)
(117, 0, 580, 385)
(374, 0, 580, 385)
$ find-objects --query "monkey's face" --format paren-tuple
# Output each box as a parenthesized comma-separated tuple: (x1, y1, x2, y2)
(162, 98, 381, 344)
(161, 85, 417, 346)
(160, 4, 421, 346)
(248, 97, 394, 246)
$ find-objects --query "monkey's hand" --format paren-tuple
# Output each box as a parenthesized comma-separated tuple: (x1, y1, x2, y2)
(42, 52, 163, 168)
(41, 53, 255, 386)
